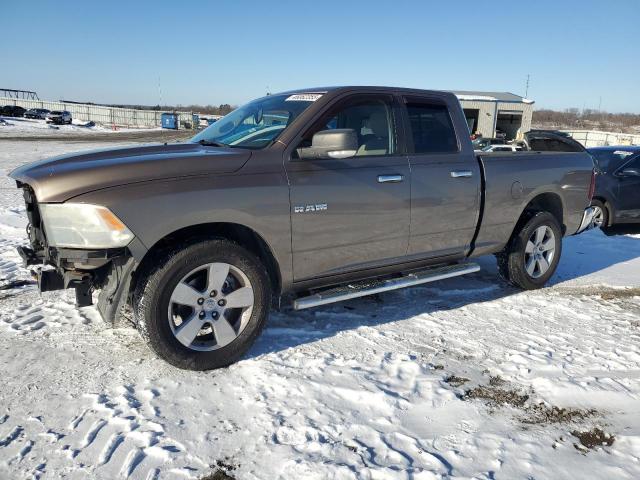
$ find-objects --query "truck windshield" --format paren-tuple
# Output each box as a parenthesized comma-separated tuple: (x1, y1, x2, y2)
(191, 93, 323, 149)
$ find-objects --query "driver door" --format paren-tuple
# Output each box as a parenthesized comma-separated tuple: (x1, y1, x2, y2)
(285, 94, 411, 281)
(615, 155, 640, 222)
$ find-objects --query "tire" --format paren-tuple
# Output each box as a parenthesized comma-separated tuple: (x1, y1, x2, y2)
(590, 199, 609, 229)
(496, 211, 562, 290)
(133, 239, 271, 370)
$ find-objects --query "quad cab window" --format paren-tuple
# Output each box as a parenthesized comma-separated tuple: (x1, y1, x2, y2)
(405, 102, 458, 154)
(295, 95, 397, 158)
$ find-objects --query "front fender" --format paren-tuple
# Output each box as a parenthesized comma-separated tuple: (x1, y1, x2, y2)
(71, 173, 293, 289)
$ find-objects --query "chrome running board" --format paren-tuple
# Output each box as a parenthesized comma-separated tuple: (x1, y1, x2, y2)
(293, 262, 480, 310)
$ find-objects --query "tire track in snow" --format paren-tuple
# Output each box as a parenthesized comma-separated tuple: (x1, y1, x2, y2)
(58, 386, 202, 478)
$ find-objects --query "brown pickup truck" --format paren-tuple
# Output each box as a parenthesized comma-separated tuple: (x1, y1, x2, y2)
(10, 86, 596, 370)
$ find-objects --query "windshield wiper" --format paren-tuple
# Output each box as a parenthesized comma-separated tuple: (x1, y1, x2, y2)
(197, 139, 228, 147)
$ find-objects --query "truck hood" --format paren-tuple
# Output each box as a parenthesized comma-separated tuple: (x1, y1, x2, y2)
(9, 143, 252, 202)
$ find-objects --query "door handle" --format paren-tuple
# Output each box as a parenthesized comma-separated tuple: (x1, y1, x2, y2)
(377, 174, 404, 183)
(450, 170, 473, 178)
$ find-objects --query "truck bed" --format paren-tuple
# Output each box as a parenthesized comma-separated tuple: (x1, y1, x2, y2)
(471, 151, 594, 257)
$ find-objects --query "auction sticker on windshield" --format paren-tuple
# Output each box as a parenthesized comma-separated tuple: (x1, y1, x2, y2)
(285, 93, 324, 102)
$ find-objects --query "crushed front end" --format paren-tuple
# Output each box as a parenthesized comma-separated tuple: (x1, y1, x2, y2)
(16, 183, 137, 323)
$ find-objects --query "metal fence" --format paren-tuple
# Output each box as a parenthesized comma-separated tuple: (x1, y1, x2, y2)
(562, 130, 640, 147)
(0, 97, 195, 129)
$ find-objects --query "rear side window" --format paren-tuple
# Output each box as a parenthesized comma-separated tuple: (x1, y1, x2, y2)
(626, 155, 640, 169)
(405, 102, 458, 154)
(528, 136, 583, 153)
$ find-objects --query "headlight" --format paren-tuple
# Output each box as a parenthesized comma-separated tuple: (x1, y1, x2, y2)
(39, 203, 134, 248)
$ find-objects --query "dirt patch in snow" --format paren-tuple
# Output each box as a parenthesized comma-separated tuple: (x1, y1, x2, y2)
(598, 287, 640, 300)
(572, 428, 615, 451)
(443, 375, 470, 387)
(559, 285, 640, 300)
(462, 384, 530, 408)
(523, 405, 596, 425)
(200, 471, 236, 480)
(462, 382, 598, 426)
(198, 458, 239, 480)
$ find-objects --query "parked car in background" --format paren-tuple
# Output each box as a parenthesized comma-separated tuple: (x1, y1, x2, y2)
(46, 110, 72, 125)
(481, 144, 525, 153)
(472, 137, 503, 150)
(11, 86, 596, 370)
(523, 130, 585, 152)
(528, 129, 572, 138)
(24, 108, 51, 119)
(588, 146, 640, 228)
(1, 105, 27, 117)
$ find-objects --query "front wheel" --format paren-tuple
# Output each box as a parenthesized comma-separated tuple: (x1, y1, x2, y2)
(133, 239, 271, 370)
(590, 199, 609, 229)
(496, 211, 562, 290)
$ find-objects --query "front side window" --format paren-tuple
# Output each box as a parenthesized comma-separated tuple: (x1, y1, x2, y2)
(297, 96, 396, 157)
(192, 93, 322, 149)
(405, 102, 458, 154)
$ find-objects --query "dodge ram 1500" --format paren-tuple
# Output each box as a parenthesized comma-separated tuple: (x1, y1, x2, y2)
(10, 86, 596, 370)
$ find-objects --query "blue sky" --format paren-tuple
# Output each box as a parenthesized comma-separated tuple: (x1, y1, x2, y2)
(3, 0, 639, 112)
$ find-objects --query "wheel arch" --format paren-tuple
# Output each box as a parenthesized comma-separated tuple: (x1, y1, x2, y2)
(591, 195, 614, 226)
(130, 222, 282, 300)
(507, 192, 565, 247)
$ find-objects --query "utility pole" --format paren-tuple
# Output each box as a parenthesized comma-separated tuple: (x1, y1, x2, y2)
(525, 74, 530, 98)
(158, 76, 162, 107)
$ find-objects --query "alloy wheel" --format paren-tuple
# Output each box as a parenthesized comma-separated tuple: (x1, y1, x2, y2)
(167, 262, 254, 351)
(524, 225, 556, 279)
(591, 206, 605, 228)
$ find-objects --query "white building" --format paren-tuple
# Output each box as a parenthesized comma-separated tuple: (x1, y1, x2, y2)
(451, 91, 534, 140)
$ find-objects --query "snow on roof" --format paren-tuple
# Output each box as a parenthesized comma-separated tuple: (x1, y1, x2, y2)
(452, 90, 534, 104)
(455, 94, 499, 102)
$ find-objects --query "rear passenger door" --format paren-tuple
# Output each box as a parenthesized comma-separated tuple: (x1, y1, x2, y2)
(402, 96, 481, 259)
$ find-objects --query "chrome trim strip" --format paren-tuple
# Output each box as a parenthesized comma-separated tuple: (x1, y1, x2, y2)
(293, 263, 480, 310)
(451, 170, 473, 178)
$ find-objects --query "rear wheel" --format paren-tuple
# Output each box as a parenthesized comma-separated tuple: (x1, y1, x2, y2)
(496, 211, 562, 290)
(134, 239, 270, 370)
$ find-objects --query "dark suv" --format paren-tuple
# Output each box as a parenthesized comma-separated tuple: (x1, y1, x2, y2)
(1, 105, 26, 117)
(588, 146, 640, 227)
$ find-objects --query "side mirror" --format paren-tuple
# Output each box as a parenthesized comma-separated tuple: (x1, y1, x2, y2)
(619, 167, 640, 177)
(297, 129, 358, 160)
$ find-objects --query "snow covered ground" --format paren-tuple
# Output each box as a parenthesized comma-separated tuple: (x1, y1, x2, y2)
(0, 116, 161, 136)
(0, 140, 639, 479)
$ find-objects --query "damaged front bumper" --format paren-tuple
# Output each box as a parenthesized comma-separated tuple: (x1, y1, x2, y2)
(15, 183, 144, 324)
(19, 244, 137, 324)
